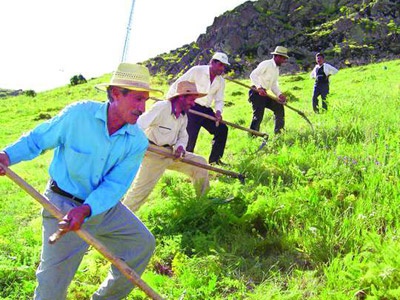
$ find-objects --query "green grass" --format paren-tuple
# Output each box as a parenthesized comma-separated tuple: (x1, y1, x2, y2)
(0, 59, 399, 299)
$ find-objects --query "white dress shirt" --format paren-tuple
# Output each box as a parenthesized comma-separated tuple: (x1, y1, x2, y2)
(137, 100, 188, 151)
(310, 63, 338, 80)
(250, 58, 282, 96)
(166, 65, 225, 113)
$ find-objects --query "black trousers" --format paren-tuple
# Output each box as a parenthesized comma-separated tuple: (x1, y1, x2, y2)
(312, 82, 329, 112)
(249, 90, 285, 134)
(186, 103, 228, 164)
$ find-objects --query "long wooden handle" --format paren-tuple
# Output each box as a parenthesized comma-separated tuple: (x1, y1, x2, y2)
(224, 77, 280, 102)
(187, 109, 268, 138)
(1, 164, 164, 300)
(149, 97, 268, 138)
(147, 145, 245, 183)
(225, 77, 303, 113)
(225, 77, 314, 131)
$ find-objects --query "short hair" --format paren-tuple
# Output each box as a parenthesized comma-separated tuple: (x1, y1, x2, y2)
(316, 53, 325, 58)
(106, 86, 131, 102)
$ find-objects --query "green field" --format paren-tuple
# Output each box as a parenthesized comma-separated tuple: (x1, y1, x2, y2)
(0, 59, 399, 299)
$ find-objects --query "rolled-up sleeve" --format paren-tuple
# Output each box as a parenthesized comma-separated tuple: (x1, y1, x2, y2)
(250, 60, 282, 97)
(174, 118, 189, 151)
(213, 78, 225, 112)
(324, 63, 339, 76)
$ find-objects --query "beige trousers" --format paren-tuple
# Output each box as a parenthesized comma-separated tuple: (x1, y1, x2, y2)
(123, 146, 210, 211)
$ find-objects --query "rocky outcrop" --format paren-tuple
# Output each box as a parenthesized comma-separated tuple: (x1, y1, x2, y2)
(0, 89, 24, 98)
(144, 0, 399, 81)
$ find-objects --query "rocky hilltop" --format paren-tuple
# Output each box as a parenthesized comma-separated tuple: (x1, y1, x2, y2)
(144, 0, 399, 80)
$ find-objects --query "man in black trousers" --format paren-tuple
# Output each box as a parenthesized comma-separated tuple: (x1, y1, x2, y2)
(166, 52, 230, 165)
(310, 52, 338, 113)
(249, 46, 289, 134)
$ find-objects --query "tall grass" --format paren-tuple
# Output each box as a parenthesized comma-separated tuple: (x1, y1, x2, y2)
(0, 59, 399, 299)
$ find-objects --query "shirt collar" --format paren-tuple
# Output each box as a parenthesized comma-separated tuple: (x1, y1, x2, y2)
(95, 102, 139, 136)
(272, 58, 278, 68)
(170, 98, 185, 117)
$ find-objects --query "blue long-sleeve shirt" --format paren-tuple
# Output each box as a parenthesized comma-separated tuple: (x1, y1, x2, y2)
(3, 100, 148, 217)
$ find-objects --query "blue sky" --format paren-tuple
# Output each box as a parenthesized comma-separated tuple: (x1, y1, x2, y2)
(0, 0, 252, 91)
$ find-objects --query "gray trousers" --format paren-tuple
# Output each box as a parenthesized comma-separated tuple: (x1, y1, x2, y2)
(34, 184, 155, 300)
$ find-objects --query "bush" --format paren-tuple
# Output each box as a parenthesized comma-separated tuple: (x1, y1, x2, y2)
(70, 74, 87, 86)
(24, 90, 37, 97)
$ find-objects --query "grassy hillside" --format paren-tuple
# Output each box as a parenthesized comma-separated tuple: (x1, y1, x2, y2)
(0, 59, 399, 299)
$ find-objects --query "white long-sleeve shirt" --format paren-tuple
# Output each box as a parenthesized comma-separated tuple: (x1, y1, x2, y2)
(310, 63, 338, 80)
(137, 100, 188, 151)
(166, 65, 225, 113)
(250, 58, 282, 97)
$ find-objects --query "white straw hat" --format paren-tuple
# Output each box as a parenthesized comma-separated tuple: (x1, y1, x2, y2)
(271, 46, 289, 58)
(95, 63, 163, 95)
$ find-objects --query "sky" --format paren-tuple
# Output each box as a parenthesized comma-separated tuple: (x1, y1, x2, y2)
(0, 0, 252, 92)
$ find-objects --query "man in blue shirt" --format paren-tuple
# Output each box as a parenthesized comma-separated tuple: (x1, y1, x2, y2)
(0, 63, 162, 299)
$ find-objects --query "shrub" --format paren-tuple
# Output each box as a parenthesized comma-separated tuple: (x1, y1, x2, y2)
(24, 90, 36, 97)
(70, 74, 87, 86)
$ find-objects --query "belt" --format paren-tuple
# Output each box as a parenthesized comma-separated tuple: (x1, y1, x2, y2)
(149, 141, 172, 148)
(49, 179, 85, 203)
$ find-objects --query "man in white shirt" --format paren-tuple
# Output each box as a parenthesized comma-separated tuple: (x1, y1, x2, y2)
(249, 46, 289, 134)
(166, 52, 230, 165)
(310, 52, 338, 113)
(123, 81, 210, 211)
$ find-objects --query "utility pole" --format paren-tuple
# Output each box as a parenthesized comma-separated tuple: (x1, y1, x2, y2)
(121, 0, 136, 62)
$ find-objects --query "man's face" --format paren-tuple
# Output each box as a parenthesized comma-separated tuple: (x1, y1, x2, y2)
(274, 55, 288, 66)
(112, 87, 149, 124)
(316, 55, 325, 65)
(210, 60, 227, 76)
(178, 94, 197, 113)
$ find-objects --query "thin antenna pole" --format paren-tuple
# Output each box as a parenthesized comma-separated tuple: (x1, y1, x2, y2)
(121, 0, 136, 62)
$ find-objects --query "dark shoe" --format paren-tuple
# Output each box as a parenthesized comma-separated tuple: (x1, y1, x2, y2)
(210, 159, 228, 166)
(274, 128, 285, 135)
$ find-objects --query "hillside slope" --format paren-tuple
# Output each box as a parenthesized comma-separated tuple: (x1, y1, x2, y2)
(144, 0, 399, 80)
(1, 60, 400, 299)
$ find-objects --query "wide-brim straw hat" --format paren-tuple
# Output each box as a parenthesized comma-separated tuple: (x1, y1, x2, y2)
(168, 81, 207, 100)
(95, 63, 163, 95)
(271, 46, 289, 58)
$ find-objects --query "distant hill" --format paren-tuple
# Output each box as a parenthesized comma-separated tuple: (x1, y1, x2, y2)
(143, 0, 400, 81)
(0, 89, 24, 99)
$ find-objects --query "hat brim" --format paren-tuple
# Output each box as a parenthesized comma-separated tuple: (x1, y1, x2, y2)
(214, 59, 230, 66)
(271, 52, 289, 58)
(168, 92, 207, 100)
(95, 83, 163, 96)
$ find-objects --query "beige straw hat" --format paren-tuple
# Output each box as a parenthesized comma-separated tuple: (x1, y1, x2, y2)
(271, 46, 289, 58)
(95, 63, 163, 95)
(168, 81, 207, 100)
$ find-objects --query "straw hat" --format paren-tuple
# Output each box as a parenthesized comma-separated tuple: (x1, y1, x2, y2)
(95, 63, 163, 95)
(168, 81, 207, 100)
(271, 46, 289, 58)
(211, 52, 230, 65)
